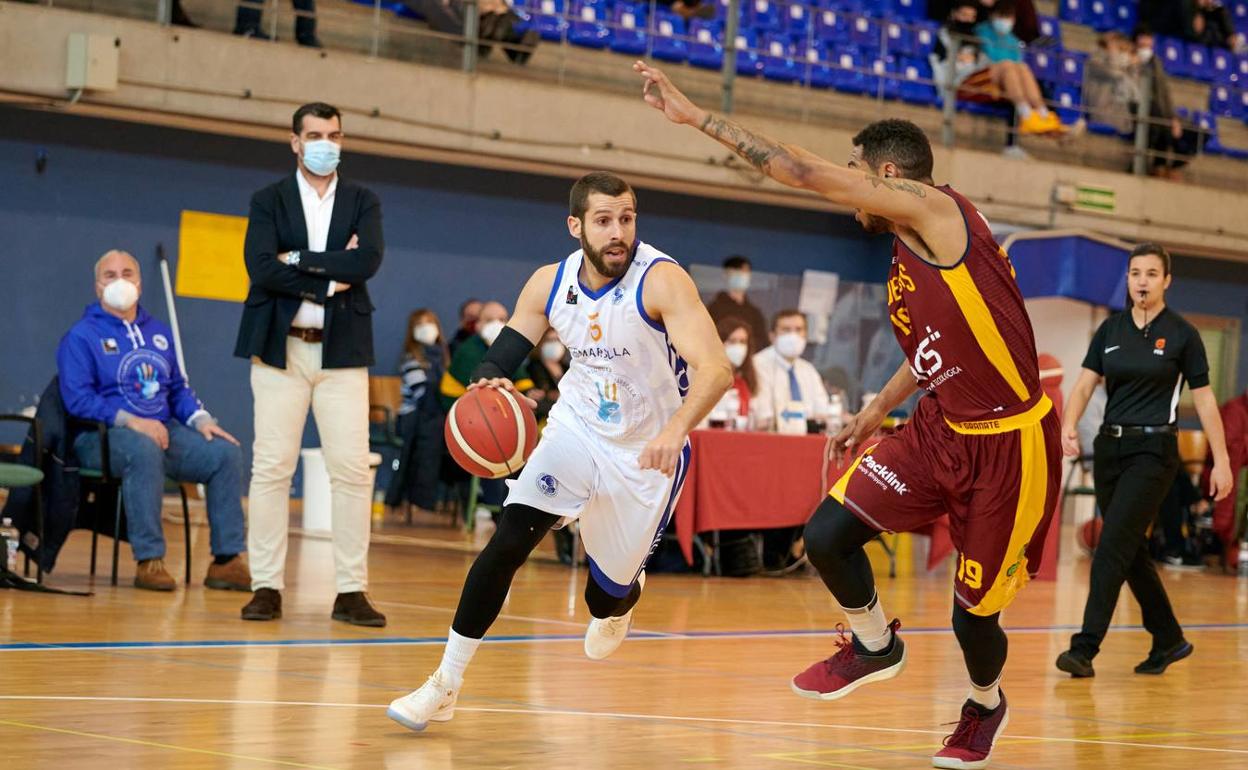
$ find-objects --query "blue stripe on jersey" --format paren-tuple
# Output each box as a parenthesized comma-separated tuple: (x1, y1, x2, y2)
(635, 257, 674, 333)
(577, 268, 626, 300)
(586, 440, 692, 599)
(543, 258, 568, 318)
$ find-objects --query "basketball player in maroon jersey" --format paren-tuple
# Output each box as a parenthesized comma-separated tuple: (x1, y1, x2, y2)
(635, 62, 1062, 769)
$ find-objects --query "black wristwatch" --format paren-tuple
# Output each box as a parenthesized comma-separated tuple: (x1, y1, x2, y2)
(286, 250, 302, 266)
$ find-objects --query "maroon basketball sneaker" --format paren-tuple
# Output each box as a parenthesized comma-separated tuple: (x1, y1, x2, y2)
(790, 619, 906, 701)
(932, 690, 1009, 769)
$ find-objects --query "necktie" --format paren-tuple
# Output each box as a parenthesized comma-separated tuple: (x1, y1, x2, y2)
(788, 366, 803, 403)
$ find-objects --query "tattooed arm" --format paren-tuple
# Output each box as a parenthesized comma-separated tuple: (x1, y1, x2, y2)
(632, 60, 954, 231)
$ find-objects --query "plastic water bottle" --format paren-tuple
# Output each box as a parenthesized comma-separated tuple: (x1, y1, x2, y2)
(0, 517, 18, 572)
(1238, 539, 1248, 577)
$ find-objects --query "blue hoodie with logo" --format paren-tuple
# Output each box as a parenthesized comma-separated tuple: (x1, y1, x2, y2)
(57, 303, 207, 427)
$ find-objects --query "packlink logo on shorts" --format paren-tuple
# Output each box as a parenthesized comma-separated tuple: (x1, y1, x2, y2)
(858, 454, 909, 495)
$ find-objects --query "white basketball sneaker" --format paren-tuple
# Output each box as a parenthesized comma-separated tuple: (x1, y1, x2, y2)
(584, 572, 644, 660)
(386, 671, 459, 732)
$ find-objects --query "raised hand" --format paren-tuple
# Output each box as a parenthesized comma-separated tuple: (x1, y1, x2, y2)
(632, 60, 706, 127)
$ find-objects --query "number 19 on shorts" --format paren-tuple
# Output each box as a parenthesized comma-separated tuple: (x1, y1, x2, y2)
(957, 553, 983, 589)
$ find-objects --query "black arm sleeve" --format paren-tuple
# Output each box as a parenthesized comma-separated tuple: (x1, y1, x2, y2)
(471, 326, 536, 381)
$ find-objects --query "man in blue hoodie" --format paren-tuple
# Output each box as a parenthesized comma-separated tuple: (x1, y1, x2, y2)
(57, 250, 250, 592)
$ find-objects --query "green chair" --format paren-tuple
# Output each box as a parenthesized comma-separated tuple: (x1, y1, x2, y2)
(0, 414, 45, 580)
(463, 476, 502, 533)
(76, 420, 192, 587)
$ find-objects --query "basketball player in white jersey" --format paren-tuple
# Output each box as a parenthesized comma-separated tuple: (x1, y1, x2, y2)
(388, 171, 732, 731)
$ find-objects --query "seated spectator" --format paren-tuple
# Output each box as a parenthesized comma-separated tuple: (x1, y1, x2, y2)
(752, 310, 829, 433)
(234, 0, 321, 47)
(57, 250, 250, 592)
(972, 0, 1072, 135)
(1084, 31, 1142, 135)
(705, 255, 769, 353)
(1134, 26, 1201, 178)
(527, 328, 568, 423)
(404, 0, 540, 64)
(385, 309, 449, 515)
(449, 298, 482, 355)
(1185, 0, 1242, 51)
(715, 317, 759, 427)
(657, 0, 716, 21)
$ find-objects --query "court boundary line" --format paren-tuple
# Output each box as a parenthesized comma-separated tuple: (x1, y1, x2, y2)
(2, 695, 1246, 757)
(2, 621, 1246, 652)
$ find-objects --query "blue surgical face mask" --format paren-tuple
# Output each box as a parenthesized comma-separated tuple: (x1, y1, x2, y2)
(991, 17, 1014, 34)
(302, 139, 341, 176)
(726, 270, 751, 292)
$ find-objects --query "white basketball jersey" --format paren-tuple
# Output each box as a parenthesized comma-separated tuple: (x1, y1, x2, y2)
(543, 242, 689, 447)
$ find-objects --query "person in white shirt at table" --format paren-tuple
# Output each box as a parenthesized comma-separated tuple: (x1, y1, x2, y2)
(753, 309, 830, 433)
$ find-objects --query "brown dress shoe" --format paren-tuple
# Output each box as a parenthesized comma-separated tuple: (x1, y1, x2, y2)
(332, 592, 386, 627)
(241, 588, 282, 620)
(205, 556, 251, 591)
(135, 558, 176, 591)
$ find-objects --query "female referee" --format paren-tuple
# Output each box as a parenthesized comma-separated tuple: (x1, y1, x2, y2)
(1056, 243, 1233, 678)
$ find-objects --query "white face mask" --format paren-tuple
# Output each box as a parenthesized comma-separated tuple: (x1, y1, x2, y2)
(101, 279, 139, 312)
(1137, 47, 1154, 63)
(775, 331, 807, 360)
(479, 319, 506, 346)
(724, 342, 748, 368)
(413, 323, 439, 347)
(726, 271, 751, 292)
(541, 341, 566, 362)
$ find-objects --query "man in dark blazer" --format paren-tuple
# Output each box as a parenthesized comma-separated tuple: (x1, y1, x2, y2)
(234, 102, 386, 626)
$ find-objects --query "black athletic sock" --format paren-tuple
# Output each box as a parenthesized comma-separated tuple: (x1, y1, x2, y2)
(214, 553, 237, 565)
(451, 504, 560, 638)
(804, 496, 881, 608)
(585, 572, 642, 619)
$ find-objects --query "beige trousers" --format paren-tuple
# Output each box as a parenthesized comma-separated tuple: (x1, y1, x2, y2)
(248, 337, 371, 593)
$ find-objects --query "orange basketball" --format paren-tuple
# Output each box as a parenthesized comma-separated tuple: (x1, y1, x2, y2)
(1078, 518, 1103, 555)
(445, 387, 538, 479)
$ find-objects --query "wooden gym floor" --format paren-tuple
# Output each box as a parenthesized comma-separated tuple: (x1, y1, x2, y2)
(2, 508, 1247, 769)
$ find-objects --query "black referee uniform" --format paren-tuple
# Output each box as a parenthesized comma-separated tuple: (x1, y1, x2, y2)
(1069, 307, 1209, 663)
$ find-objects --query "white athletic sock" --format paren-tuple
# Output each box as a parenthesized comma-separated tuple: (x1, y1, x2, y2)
(437, 628, 481, 689)
(841, 594, 891, 652)
(1016, 103, 1033, 119)
(969, 676, 1002, 710)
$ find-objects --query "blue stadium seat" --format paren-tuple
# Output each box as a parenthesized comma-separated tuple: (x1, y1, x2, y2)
(649, 12, 689, 63)
(1236, 53, 1248, 82)
(899, 57, 939, 106)
(1210, 47, 1234, 82)
(762, 34, 801, 82)
(913, 21, 938, 57)
(884, 20, 914, 56)
(1036, 15, 1062, 47)
(1112, 0, 1137, 33)
(746, 0, 783, 33)
(1054, 84, 1083, 124)
(832, 47, 868, 93)
(1057, 50, 1086, 84)
(1238, 88, 1248, 120)
(688, 19, 724, 69)
(1059, 0, 1085, 25)
(1085, 0, 1114, 31)
(569, 0, 611, 49)
(1087, 121, 1121, 136)
(608, 3, 647, 55)
(1185, 44, 1213, 82)
(1027, 47, 1058, 83)
(1210, 83, 1235, 116)
(849, 13, 881, 48)
(1199, 111, 1248, 159)
(892, 0, 926, 20)
(799, 41, 836, 89)
(1233, 1, 1248, 31)
(533, 0, 569, 41)
(1158, 37, 1187, 77)
(960, 100, 1012, 119)
(783, 2, 811, 39)
(863, 52, 900, 99)
(815, 7, 849, 44)
(734, 30, 764, 76)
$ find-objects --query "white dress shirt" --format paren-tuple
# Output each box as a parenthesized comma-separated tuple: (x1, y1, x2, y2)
(752, 345, 830, 431)
(290, 169, 338, 330)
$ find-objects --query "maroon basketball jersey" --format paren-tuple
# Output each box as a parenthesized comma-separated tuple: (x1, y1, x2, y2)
(886, 186, 1042, 424)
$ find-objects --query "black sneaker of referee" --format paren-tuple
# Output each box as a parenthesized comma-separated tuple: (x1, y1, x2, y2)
(1135, 640, 1194, 675)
